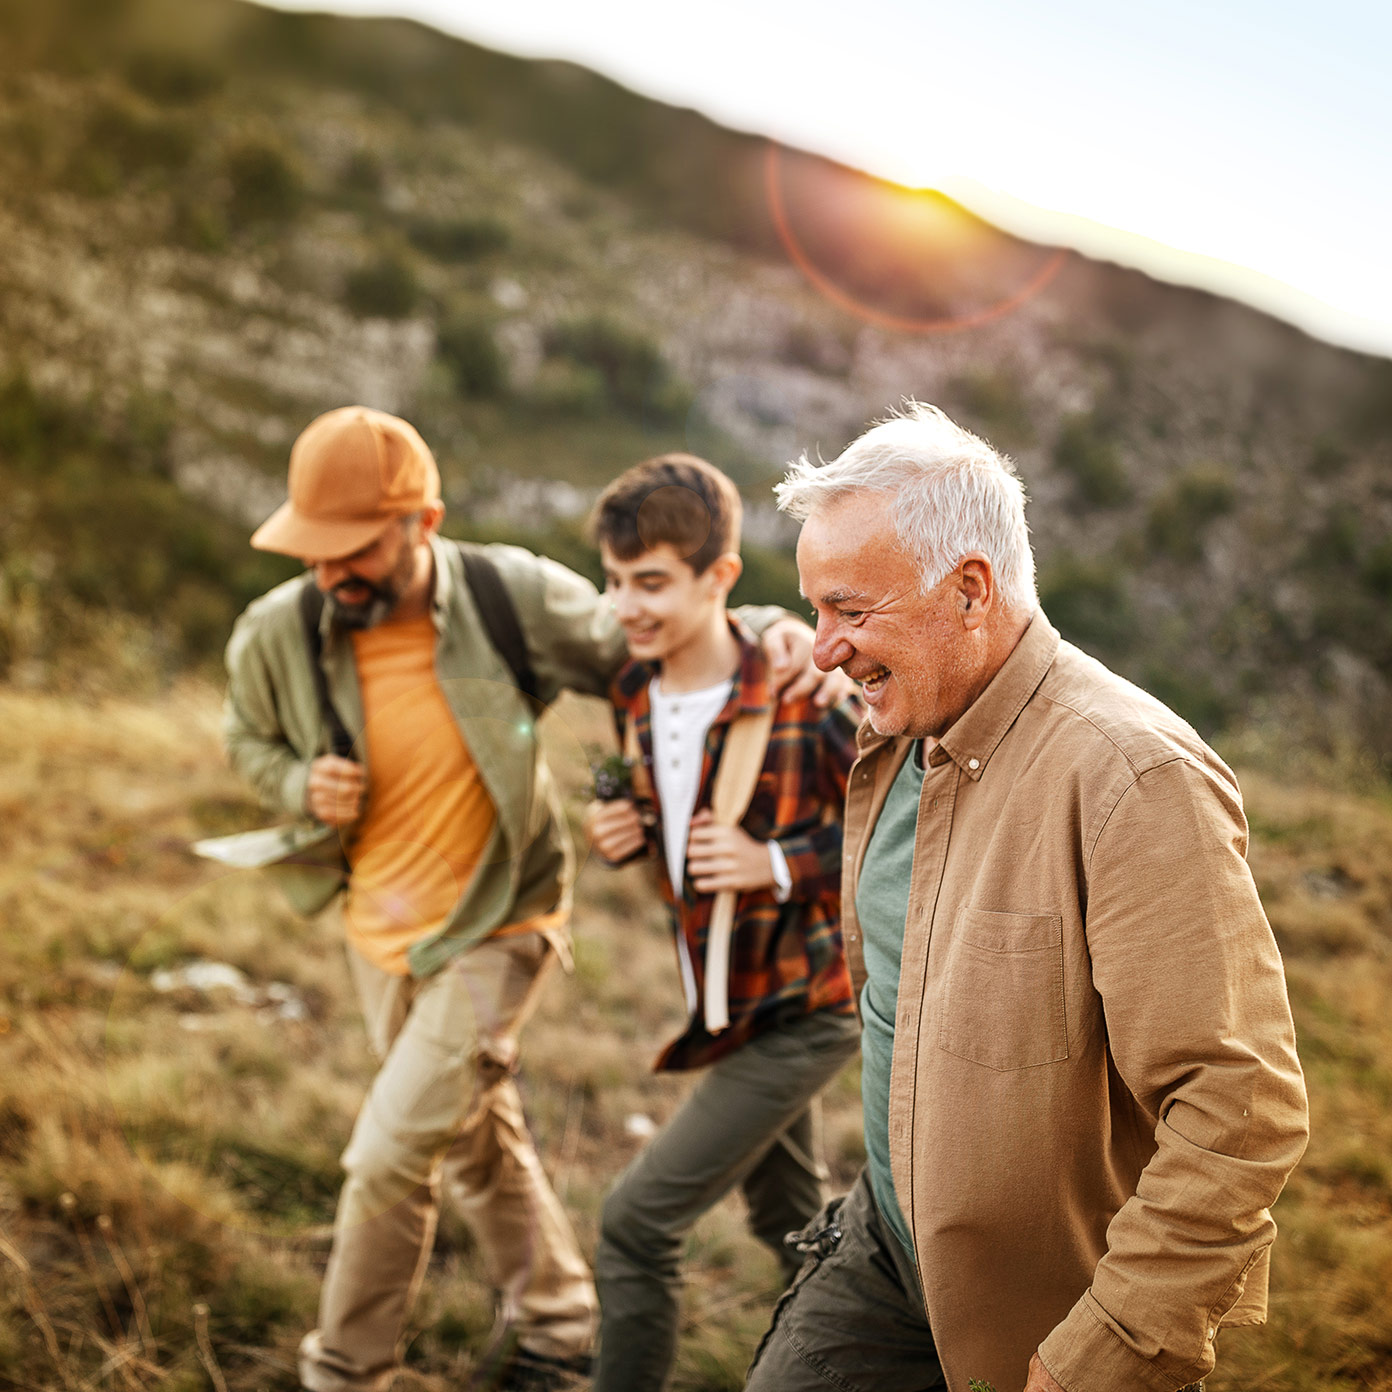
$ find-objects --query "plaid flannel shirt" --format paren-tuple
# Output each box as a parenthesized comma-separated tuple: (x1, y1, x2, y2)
(610, 621, 858, 1071)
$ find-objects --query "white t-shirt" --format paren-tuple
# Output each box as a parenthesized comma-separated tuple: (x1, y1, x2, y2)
(648, 674, 792, 1014)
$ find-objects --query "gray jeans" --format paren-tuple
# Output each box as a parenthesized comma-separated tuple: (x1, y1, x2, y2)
(593, 1009, 860, 1392)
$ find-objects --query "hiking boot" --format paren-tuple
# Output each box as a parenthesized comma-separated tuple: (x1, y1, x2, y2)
(498, 1346, 592, 1392)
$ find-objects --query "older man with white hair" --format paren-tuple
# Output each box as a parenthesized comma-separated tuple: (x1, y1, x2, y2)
(744, 404, 1308, 1392)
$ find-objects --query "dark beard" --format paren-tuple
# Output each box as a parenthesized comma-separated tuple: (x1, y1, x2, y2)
(327, 577, 400, 630)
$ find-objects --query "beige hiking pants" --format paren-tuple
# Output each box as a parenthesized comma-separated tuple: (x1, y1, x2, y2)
(299, 929, 598, 1392)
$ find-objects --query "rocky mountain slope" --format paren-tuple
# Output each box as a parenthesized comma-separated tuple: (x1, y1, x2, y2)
(1, 0, 1390, 762)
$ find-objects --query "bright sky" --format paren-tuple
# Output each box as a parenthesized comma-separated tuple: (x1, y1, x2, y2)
(262, 0, 1392, 356)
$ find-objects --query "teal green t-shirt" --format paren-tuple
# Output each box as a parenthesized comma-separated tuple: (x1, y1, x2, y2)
(855, 742, 924, 1265)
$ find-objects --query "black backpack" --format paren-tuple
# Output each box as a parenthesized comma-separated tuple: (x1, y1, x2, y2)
(298, 541, 538, 760)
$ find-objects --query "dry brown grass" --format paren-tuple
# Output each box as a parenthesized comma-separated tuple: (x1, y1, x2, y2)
(2, 685, 1390, 1389)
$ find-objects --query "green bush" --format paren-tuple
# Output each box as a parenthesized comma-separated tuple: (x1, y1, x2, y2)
(543, 316, 690, 425)
(225, 135, 304, 227)
(125, 49, 223, 105)
(1037, 552, 1136, 659)
(528, 360, 608, 418)
(952, 368, 1034, 447)
(339, 147, 384, 199)
(68, 94, 193, 192)
(782, 322, 851, 375)
(344, 251, 420, 318)
(1146, 465, 1236, 560)
(1053, 411, 1130, 506)
(437, 314, 506, 397)
(1141, 664, 1232, 736)
(1349, 361, 1392, 442)
(407, 214, 510, 262)
(1362, 541, 1392, 600)
(169, 193, 228, 251)
(0, 373, 296, 678)
(730, 542, 804, 616)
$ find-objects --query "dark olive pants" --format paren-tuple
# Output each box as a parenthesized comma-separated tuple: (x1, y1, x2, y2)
(593, 1010, 860, 1392)
(745, 1170, 945, 1392)
(747, 1171, 1207, 1392)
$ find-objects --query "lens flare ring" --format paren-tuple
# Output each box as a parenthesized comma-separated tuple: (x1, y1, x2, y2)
(764, 141, 1068, 336)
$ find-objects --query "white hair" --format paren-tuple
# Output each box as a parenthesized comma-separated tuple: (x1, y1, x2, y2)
(775, 401, 1037, 613)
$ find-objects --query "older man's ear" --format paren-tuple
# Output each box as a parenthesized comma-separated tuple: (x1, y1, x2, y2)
(957, 555, 994, 633)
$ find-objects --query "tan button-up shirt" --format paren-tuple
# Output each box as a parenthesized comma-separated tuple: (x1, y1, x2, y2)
(842, 613, 1308, 1392)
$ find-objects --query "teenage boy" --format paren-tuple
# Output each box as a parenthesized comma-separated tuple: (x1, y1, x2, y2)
(583, 453, 862, 1392)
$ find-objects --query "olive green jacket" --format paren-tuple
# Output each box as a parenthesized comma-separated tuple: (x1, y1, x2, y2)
(223, 536, 781, 977)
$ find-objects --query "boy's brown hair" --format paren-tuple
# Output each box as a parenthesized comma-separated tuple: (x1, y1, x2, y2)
(593, 452, 742, 575)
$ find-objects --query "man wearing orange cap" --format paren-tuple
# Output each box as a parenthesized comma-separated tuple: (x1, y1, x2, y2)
(222, 406, 838, 1392)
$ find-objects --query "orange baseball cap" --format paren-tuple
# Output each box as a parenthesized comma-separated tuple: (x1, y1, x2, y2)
(250, 406, 441, 560)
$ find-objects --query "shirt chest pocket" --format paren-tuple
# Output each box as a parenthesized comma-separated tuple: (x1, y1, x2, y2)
(936, 909, 1068, 1071)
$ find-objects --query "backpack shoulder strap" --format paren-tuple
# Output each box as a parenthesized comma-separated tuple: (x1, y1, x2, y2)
(298, 577, 355, 761)
(703, 701, 778, 1035)
(456, 541, 540, 702)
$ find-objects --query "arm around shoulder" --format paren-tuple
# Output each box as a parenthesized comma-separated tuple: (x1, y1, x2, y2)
(481, 544, 628, 702)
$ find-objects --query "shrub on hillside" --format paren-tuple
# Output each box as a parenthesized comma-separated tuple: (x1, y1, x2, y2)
(125, 48, 224, 105)
(951, 368, 1034, 447)
(1362, 541, 1392, 600)
(1037, 551, 1136, 660)
(407, 214, 510, 262)
(344, 251, 420, 319)
(1053, 411, 1130, 506)
(1141, 663, 1232, 735)
(782, 321, 851, 376)
(339, 147, 384, 200)
(528, 360, 609, 418)
(67, 93, 193, 193)
(437, 314, 506, 397)
(0, 373, 294, 679)
(1145, 465, 1236, 560)
(543, 316, 690, 425)
(730, 541, 804, 616)
(169, 192, 228, 251)
(225, 135, 304, 228)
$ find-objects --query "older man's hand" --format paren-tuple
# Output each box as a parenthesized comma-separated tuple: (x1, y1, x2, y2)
(761, 616, 855, 708)
(1022, 1353, 1065, 1392)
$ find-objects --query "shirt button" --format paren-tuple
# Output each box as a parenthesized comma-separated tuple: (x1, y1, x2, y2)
(968, 757, 980, 770)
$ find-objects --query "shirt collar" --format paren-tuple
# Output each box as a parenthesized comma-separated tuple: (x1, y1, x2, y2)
(852, 610, 1059, 778)
(933, 610, 1059, 780)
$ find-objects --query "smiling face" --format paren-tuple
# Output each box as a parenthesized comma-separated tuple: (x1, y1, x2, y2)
(797, 490, 982, 739)
(308, 518, 420, 629)
(600, 540, 739, 669)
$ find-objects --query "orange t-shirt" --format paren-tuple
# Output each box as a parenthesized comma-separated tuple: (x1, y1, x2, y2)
(344, 616, 561, 974)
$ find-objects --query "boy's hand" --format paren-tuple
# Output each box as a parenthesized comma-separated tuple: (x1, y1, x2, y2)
(762, 617, 855, 708)
(306, 754, 365, 826)
(584, 797, 646, 864)
(687, 810, 776, 892)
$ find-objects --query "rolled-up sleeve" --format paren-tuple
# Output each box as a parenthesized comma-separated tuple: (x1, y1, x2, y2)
(222, 610, 313, 817)
(1040, 754, 1309, 1392)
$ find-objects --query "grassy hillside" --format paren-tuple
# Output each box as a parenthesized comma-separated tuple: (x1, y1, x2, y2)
(2, 1, 1391, 1387)
(1, 686, 1390, 1389)
(0, 0, 1390, 761)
